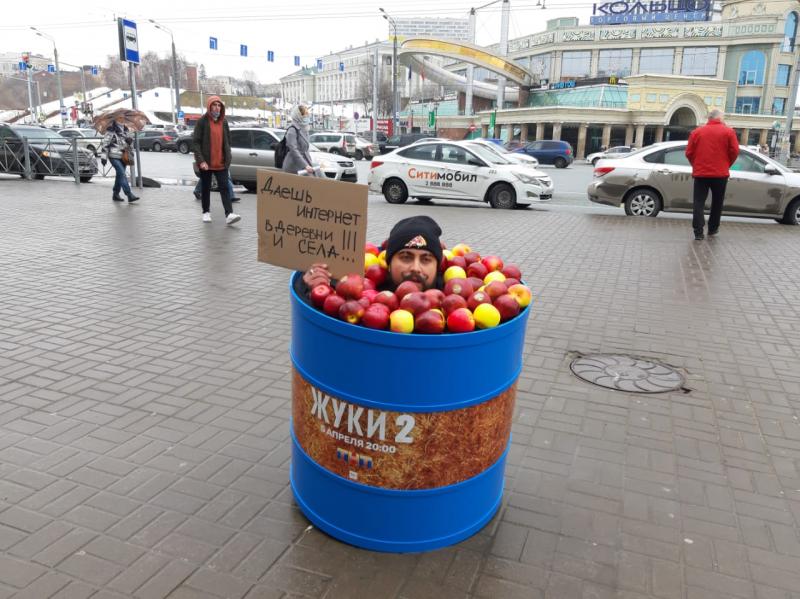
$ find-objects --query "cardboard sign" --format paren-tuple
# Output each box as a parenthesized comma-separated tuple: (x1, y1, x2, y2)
(257, 169, 368, 279)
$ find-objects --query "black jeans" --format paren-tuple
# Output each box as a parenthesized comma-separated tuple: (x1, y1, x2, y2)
(199, 169, 232, 216)
(692, 177, 728, 235)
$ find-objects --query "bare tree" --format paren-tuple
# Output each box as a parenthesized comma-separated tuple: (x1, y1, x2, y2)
(241, 70, 258, 96)
(355, 63, 393, 118)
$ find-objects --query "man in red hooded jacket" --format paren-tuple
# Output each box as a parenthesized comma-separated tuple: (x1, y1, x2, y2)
(192, 96, 240, 226)
(685, 108, 739, 240)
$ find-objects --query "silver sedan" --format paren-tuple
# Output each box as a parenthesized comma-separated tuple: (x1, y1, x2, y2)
(587, 141, 800, 225)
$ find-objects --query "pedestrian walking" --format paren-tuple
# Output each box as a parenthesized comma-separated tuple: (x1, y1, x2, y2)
(283, 105, 323, 177)
(192, 96, 240, 225)
(192, 177, 240, 203)
(101, 120, 140, 203)
(685, 108, 739, 240)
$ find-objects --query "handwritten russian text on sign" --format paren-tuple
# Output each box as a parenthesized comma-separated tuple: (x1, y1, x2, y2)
(257, 170, 368, 278)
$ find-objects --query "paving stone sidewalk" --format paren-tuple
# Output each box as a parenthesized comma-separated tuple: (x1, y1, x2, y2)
(1, 178, 799, 599)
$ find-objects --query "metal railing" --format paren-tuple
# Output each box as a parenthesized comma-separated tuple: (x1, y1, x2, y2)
(0, 138, 98, 183)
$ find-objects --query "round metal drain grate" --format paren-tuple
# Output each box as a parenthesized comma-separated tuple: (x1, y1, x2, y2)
(570, 354, 685, 393)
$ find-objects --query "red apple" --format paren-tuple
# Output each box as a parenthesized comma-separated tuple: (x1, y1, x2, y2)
(443, 278, 473, 299)
(362, 277, 376, 291)
(389, 309, 414, 333)
(503, 277, 520, 288)
(441, 293, 467, 316)
(362, 303, 390, 329)
(501, 264, 522, 280)
(447, 256, 467, 270)
(365, 264, 387, 287)
(339, 300, 365, 324)
(357, 296, 371, 310)
(484, 280, 508, 301)
(360, 289, 378, 303)
(447, 307, 475, 333)
(365, 242, 380, 256)
(467, 261, 489, 280)
(373, 290, 399, 311)
(336, 273, 364, 299)
(400, 291, 431, 316)
(481, 255, 504, 273)
(507, 284, 533, 308)
(468, 277, 486, 293)
(439, 256, 448, 273)
(395, 280, 422, 301)
(323, 294, 346, 318)
(415, 309, 446, 334)
(423, 288, 445, 310)
(494, 293, 521, 321)
(310, 284, 334, 308)
(467, 291, 491, 311)
(463, 251, 482, 266)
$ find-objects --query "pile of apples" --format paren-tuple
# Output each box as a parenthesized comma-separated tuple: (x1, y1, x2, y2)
(308, 242, 532, 334)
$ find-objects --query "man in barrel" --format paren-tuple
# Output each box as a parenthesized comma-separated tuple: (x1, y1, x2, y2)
(302, 215, 444, 291)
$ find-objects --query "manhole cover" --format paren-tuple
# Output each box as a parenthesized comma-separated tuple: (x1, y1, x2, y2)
(570, 354, 685, 393)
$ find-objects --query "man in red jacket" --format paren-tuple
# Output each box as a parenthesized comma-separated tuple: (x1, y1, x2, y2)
(685, 109, 740, 240)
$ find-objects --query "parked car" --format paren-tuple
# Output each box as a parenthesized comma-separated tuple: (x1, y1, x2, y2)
(471, 138, 539, 167)
(382, 133, 438, 154)
(359, 131, 389, 153)
(308, 132, 357, 157)
(352, 136, 376, 161)
(511, 140, 574, 168)
(58, 128, 103, 155)
(586, 145, 634, 165)
(587, 140, 800, 225)
(192, 127, 357, 191)
(0, 124, 97, 182)
(135, 130, 178, 152)
(368, 140, 553, 209)
(176, 129, 194, 154)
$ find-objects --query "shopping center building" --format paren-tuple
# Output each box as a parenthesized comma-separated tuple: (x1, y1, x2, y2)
(434, 0, 800, 159)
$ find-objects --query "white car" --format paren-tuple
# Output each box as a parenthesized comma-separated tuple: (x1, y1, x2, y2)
(586, 145, 634, 165)
(368, 140, 553, 209)
(467, 139, 539, 167)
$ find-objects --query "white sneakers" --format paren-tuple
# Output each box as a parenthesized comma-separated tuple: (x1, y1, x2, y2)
(202, 212, 241, 225)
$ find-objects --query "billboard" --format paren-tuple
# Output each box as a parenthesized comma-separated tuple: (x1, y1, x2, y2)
(590, 0, 712, 25)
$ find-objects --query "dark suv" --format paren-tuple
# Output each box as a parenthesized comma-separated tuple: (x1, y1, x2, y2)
(0, 124, 98, 182)
(512, 140, 574, 168)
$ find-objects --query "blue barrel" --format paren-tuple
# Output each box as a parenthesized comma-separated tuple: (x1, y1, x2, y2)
(289, 273, 529, 552)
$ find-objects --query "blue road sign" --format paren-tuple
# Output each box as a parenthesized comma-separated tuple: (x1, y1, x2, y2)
(18, 62, 26, 71)
(267, 50, 274, 62)
(178, 110, 185, 119)
(91, 66, 98, 76)
(47, 64, 55, 73)
(339, 62, 344, 72)
(240, 44, 248, 57)
(119, 18, 140, 64)
(316, 59, 323, 70)
(209, 37, 218, 50)
(294, 56, 300, 66)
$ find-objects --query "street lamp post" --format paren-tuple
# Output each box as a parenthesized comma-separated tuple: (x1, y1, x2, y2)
(149, 19, 181, 125)
(31, 27, 66, 127)
(379, 8, 399, 135)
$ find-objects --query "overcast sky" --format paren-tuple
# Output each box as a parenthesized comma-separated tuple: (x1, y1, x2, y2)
(2, 0, 592, 83)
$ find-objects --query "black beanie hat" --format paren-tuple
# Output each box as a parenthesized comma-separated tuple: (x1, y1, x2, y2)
(385, 215, 443, 266)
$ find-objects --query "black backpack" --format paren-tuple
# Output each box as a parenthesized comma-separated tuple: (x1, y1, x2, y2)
(274, 125, 297, 169)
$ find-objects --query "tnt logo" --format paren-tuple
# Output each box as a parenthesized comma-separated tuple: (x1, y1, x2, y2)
(358, 455, 373, 469)
(336, 449, 374, 470)
(336, 448, 352, 463)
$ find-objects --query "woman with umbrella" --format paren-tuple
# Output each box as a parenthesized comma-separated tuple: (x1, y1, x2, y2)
(96, 110, 143, 202)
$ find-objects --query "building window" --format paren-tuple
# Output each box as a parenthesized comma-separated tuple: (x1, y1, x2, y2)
(738, 50, 765, 85)
(777, 64, 791, 86)
(681, 47, 718, 76)
(784, 12, 798, 52)
(735, 96, 761, 114)
(531, 53, 552, 82)
(561, 51, 591, 78)
(773, 98, 786, 115)
(638, 48, 674, 75)
(597, 49, 632, 77)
